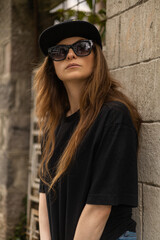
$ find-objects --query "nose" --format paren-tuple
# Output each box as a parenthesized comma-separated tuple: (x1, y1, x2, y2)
(66, 48, 77, 60)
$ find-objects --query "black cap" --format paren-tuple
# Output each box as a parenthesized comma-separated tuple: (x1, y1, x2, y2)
(39, 19, 102, 56)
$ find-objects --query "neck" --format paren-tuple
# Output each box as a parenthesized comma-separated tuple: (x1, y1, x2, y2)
(63, 80, 84, 116)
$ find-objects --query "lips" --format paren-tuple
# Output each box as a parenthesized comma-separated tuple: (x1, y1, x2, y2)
(66, 63, 80, 69)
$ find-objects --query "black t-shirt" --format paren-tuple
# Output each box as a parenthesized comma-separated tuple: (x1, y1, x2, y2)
(39, 101, 138, 240)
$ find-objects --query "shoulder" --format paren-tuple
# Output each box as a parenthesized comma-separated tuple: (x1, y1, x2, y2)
(99, 101, 135, 129)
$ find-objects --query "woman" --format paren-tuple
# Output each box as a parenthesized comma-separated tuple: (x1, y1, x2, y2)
(35, 20, 141, 240)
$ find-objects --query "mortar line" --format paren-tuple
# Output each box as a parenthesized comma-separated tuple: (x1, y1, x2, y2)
(141, 120, 160, 123)
(109, 56, 160, 71)
(139, 181, 160, 188)
(118, 16, 121, 67)
(107, 0, 150, 20)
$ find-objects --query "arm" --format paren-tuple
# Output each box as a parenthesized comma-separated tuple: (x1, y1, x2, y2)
(39, 193, 51, 240)
(73, 204, 111, 240)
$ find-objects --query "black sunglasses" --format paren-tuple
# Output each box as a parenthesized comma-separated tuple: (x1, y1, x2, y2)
(48, 39, 94, 61)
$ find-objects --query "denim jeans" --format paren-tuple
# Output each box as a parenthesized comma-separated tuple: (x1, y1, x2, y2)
(117, 231, 137, 240)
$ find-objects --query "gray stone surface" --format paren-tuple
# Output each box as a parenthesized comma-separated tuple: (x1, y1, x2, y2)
(3, 42, 11, 74)
(0, 117, 3, 147)
(135, 59, 160, 121)
(110, 65, 137, 104)
(0, 213, 6, 240)
(7, 113, 30, 150)
(120, 0, 160, 66)
(0, 3, 11, 239)
(6, 186, 27, 238)
(7, 152, 28, 189)
(0, 185, 7, 213)
(0, 71, 11, 84)
(0, 0, 34, 238)
(6, 151, 29, 237)
(138, 123, 160, 186)
(0, 115, 9, 151)
(13, 72, 31, 112)
(0, 185, 7, 240)
(106, 0, 139, 18)
(0, 83, 15, 110)
(106, 16, 119, 69)
(0, 46, 4, 74)
(106, 0, 160, 67)
(120, 5, 141, 66)
(132, 183, 143, 240)
(143, 184, 160, 240)
(106, 1, 160, 239)
(110, 59, 160, 121)
(0, 152, 8, 185)
(0, 0, 11, 42)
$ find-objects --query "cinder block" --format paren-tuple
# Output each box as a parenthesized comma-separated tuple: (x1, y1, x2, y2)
(0, 0, 34, 239)
(0, 213, 6, 240)
(132, 183, 143, 240)
(0, 83, 15, 110)
(7, 152, 28, 189)
(135, 59, 160, 121)
(110, 64, 137, 104)
(0, 117, 3, 147)
(106, 16, 119, 69)
(7, 113, 30, 150)
(0, 115, 9, 151)
(138, 123, 160, 186)
(120, 0, 160, 66)
(0, 185, 7, 213)
(141, 0, 160, 61)
(110, 59, 160, 121)
(0, 152, 8, 185)
(143, 184, 160, 240)
(0, 46, 4, 74)
(6, 152, 28, 238)
(11, 1, 35, 72)
(0, 74, 11, 85)
(120, 5, 142, 66)
(3, 42, 11, 74)
(0, 0, 11, 42)
(0, 115, 9, 150)
(13, 72, 31, 111)
(106, 0, 139, 18)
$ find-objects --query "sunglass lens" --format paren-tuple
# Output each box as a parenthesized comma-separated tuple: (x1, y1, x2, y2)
(49, 46, 68, 61)
(75, 41, 91, 56)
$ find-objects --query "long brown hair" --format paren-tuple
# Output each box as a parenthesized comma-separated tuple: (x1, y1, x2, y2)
(34, 43, 141, 195)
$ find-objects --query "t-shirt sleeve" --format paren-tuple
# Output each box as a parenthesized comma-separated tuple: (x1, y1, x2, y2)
(86, 108, 138, 207)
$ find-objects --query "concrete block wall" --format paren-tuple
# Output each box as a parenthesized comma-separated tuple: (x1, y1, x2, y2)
(0, 0, 35, 239)
(0, 1, 12, 238)
(105, 0, 160, 239)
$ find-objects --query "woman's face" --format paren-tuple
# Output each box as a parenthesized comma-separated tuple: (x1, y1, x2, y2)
(53, 37, 95, 83)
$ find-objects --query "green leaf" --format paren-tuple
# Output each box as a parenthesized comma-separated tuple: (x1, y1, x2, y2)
(86, 0, 92, 9)
(88, 13, 100, 24)
(98, 8, 106, 16)
(77, 11, 86, 20)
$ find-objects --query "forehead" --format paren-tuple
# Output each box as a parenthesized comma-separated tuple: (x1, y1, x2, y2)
(57, 36, 87, 45)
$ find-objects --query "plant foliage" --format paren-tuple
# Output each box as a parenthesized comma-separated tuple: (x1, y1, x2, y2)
(8, 196, 27, 240)
(50, 0, 107, 43)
